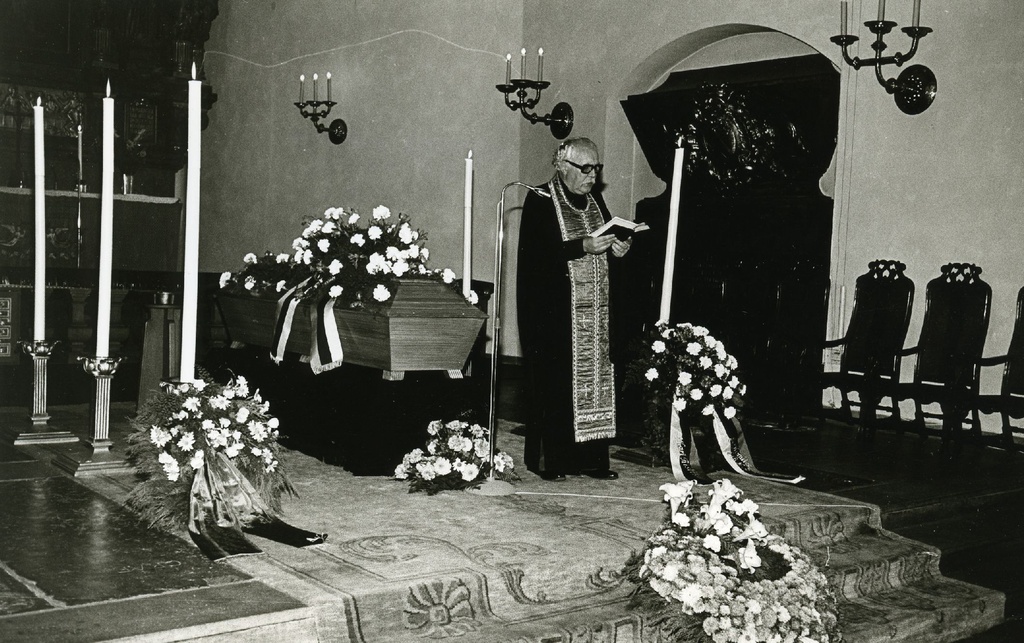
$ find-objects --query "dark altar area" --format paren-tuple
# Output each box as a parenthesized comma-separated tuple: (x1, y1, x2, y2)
(0, 0, 219, 195)
(619, 54, 840, 427)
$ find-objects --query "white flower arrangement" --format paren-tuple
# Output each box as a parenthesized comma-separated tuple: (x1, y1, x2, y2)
(395, 419, 516, 494)
(630, 321, 749, 461)
(125, 374, 294, 530)
(220, 205, 478, 310)
(623, 479, 841, 643)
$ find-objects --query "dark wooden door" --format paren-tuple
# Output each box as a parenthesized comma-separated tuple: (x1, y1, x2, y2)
(618, 54, 840, 424)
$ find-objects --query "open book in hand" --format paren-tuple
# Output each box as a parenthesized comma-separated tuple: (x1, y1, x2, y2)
(589, 217, 650, 241)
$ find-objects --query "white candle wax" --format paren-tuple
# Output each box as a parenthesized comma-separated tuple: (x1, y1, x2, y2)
(659, 145, 685, 323)
(505, 54, 511, 85)
(326, 72, 332, 102)
(537, 48, 544, 82)
(180, 63, 202, 382)
(33, 98, 45, 340)
(463, 151, 473, 298)
(877, 0, 886, 21)
(520, 48, 526, 79)
(840, 1, 848, 35)
(912, 0, 921, 27)
(96, 83, 114, 357)
(77, 124, 83, 183)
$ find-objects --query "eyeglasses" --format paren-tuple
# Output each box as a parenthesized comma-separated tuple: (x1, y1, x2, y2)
(564, 159, 604, 175)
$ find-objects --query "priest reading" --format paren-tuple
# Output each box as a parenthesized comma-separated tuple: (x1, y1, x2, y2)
(516, 137, 632, 482)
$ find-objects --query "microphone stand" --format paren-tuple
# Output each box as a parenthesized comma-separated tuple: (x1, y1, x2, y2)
(468, 181, 549, 496)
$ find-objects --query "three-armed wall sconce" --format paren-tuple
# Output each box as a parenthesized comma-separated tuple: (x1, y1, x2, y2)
(831, 0, 936, 114)
(496, 48, 573, 139)
(294, 73, 348, 144)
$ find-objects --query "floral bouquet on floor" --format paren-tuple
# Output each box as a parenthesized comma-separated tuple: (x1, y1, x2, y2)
(126, 373, 325, 559)
(629, 321, 746, 462)
(623, 479, 841, 643)
(395, 419, 516, 495)
(627, 322, 802, 484)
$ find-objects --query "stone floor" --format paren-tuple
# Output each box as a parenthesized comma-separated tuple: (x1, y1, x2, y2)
(0, 364, 1022, 641)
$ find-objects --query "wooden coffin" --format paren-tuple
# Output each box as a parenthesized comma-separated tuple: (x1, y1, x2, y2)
(217, 279, 488, 373)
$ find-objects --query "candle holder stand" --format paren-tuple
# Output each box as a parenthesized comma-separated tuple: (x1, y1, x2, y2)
(53, 356, 131, 476)
(6, 340, 77, 445)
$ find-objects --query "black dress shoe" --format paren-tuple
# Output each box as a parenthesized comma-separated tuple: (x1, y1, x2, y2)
(540, 471, 567, 482)
(583, 469, 619, 480)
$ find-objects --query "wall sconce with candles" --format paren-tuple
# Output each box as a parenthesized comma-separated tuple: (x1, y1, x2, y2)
(294, 72, 348, 144)
(831, 0, 936, 114)
(496, 48, 573, 139)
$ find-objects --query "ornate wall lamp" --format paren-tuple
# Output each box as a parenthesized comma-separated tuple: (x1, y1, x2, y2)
(831, 0, 936, 114)
(496, 48, 573, 139)
(294, 73, 348, 144)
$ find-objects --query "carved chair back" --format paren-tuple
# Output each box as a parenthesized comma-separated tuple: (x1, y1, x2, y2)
(913, 263, 991, 390)
(840, 260, 915, 378)
(996, 287, 1024, 398)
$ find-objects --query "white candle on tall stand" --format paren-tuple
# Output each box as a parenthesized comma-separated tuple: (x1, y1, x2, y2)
(463, 150, 473, 298)
(659, 144, 686, 323)
(877, 0, 886, 21)
(32, 98, 46, 341)
(912, 0, 921, 27)
(96, 82, 114, 358)
(840, 1, 849, 35)
(180, 63, 202, 383)
(76, 124, 83, 184)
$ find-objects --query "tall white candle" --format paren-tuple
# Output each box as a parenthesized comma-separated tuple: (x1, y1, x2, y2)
(537, 48, 544, 82)
(32, 98, 46, 341)
(840, 1, 849, 35)
(877, 0, 886, 21)
(463, 150, 473, 298)
(77, 124, 83, 183)
(912, 0, 921, 27)
(96, 82, 114, 357)
(180, 63, 202, 382)
(659, 145, 686, 323)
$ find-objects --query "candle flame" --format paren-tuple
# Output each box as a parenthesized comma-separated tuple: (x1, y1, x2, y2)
(506, 53, 511, 61)
(36, 97, 41, 107)
(300, 74, 305, 81)
(538, 48, 544, 55)
(520, 48, 526, 56)
(313, 73, 318, 81)
(468, 150, 473, 159)
(106, 80, 111, 97)
(191, 62, 197, 80)
(326, 72, 331, 79)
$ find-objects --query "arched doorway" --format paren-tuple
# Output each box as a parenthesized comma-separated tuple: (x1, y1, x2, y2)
(611, 28, 840, 428)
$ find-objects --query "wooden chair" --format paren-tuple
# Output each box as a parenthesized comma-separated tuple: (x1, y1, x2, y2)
(821, 260, 915, 431)
(975, 286, 1024, 450)
(888, 263, 991, 443)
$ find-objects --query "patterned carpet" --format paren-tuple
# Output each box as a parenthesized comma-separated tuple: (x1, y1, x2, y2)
(0, 412, 1006, 642)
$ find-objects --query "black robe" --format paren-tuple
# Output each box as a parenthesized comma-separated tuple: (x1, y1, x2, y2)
(516, 180, 621, 474)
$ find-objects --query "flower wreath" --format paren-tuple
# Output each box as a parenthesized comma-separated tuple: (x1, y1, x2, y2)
(623, 479, 842, 643)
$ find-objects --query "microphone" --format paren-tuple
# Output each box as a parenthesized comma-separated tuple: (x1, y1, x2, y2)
(502, 181, 550, 198)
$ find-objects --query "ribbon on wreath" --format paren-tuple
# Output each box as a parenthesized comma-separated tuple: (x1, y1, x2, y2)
(270, 279, 345, 373)
(668, 395, 804, 485)
(188, 452, 327, 561)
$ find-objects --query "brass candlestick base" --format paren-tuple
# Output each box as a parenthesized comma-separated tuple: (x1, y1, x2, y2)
(6, 340, 77, 445)
(53, 356, 131, 476)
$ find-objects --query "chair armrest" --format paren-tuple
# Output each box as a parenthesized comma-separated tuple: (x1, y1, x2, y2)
(899, 345, 920, 357)
(822, 336, 847, 349)
(978, 354, 1011, 367)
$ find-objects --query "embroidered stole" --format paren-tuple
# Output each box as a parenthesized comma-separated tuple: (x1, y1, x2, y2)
(549, 179, 616, 442)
